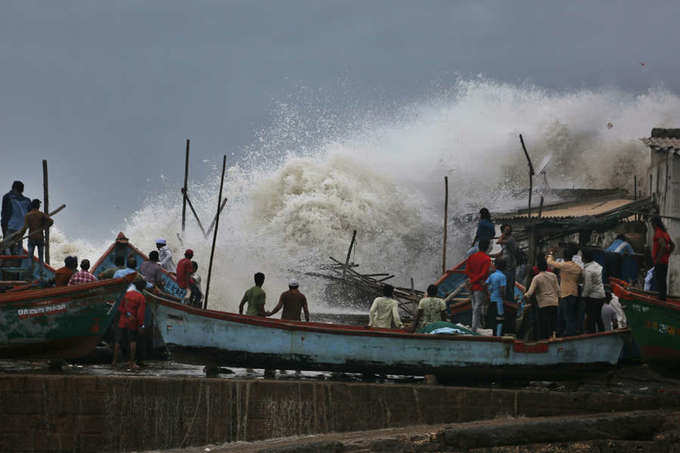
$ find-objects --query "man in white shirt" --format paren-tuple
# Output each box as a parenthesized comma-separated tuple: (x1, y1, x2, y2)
(156, 238, 176, 273)
(582, 249, 605, 333)
(368, 285, 403, 329)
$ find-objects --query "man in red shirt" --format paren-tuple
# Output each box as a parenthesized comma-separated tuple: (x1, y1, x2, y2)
(466, 238, 491, 331)
(652, 216, 674, 300)
(112, 279, 147, 370)
(176, 249, 194, 302)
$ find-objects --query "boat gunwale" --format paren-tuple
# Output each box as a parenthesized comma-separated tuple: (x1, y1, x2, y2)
(0, 274, 134, 304)
(610, 279, 680, 311)
(148, 291, 628, 346)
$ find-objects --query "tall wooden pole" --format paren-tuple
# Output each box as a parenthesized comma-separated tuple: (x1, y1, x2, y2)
(42, 160, 50, 265)
(519, 135, 536, 267)
(181, 139, 190, 233)
(442, 176, 449, 273)
(342, 230, 357, 281)
(203, 155, 227, 310)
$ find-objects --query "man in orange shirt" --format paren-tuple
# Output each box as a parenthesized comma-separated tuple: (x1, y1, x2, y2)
(466, 238, 491, 331)
(54, 256, 78, 287)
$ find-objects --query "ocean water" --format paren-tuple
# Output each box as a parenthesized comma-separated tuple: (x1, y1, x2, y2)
(48, 79, 680, 313)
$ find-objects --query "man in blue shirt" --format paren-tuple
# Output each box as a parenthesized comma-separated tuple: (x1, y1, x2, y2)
(484, 258, 507, 336)
(606, 234, 634, 254)
(1, 181, 31, 255)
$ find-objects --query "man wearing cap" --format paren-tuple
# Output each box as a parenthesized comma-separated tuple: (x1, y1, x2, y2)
(268, 279, 310, 321)
(156, 239, 175, 272)
(176, 249, 194, 303)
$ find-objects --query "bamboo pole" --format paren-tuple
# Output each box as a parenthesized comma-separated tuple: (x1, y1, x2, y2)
(181, 139, 190, 233)
(204, 155, 227, 310)
(442, 176, 448, 273)
(519, 135, 536, 267)
(342, 230, 357, 281)
(205, 197, 228, 238)
(42, 160, 50, 264)
(181, 190, 206, 236)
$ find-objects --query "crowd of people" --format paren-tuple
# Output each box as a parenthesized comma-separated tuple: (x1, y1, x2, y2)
(462, 207, 675, 340)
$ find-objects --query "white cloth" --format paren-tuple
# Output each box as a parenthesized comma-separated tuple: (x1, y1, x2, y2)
(644, 268, 655, 291)
(368, 297, 403, 329)
(582, 261, 605, 299)
(601, 303, 617, 331)
(158, 245, 176, 272)
(609, 294, 627, 328)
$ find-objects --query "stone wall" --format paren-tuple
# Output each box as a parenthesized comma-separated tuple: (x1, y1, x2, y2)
(1, 375, 679, 452)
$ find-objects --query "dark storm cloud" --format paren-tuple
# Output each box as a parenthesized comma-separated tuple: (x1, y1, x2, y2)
(0, 0, 677, 239)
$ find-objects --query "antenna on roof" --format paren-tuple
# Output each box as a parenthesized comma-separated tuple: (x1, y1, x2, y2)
(535, 153, 553, 195)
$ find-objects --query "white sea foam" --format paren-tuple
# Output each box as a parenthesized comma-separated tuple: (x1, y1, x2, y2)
(53, 79, 680, 312)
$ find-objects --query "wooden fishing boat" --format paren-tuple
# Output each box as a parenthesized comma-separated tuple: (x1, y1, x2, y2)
(610, 278, 680, 370)
(0, 252, 56, 287)
(147, 291, 626, 380)
(91, 232, 186, 299)
(0, 274, 134, 359)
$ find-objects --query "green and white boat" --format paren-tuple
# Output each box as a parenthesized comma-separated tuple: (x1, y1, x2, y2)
(0, 274, 134, 359)
(611, 278, 680, 369)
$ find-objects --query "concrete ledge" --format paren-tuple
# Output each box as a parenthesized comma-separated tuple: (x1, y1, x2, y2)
(2, 375, 680, 452)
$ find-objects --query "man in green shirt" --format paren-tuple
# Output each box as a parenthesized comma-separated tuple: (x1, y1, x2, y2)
(239, 272, 267, 316)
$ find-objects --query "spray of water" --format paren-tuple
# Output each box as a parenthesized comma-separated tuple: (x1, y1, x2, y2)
(52, 79, 680, 312)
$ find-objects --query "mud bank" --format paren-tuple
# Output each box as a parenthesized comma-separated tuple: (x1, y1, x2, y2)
(2, 375, 680, 452)
(160, 410, 680, 453)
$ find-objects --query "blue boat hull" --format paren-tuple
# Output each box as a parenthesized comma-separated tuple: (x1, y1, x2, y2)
(148, 293, 626, 380)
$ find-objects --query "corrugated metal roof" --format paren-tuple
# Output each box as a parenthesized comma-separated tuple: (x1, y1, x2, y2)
(641, 136, 680, 151)
(499, 198, 633, 219)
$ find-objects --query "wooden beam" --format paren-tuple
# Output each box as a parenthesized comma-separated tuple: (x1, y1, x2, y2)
(42, 160, 50, 265)
(204, 155, 226, 309)
(181, 139, 190, 233)
(342, 230, 357, 281)
(442, 176, 449, 273)
(205, 198, 228, 238)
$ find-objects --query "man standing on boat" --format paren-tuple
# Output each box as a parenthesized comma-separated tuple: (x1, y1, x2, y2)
(547, 244, 583, 336)
(484, 258, 507, 336)
(156, 239, 175, 273)
(1, 181, 31, 255)
(497, 224, 518, 302)
(651, 216, 674, 301)
(68, 259, 98, 285)
(466, 238, 491, 332)
(524, 256, 560, 339)
(175, 249, 194, 303)
(268, 279, 310, 321)
(411, 284, 446, 332)
(471, 208, 495, 249)
(581, 248, 605, 333)
(368, 284, 403, 329)
(139, 251, 165, 292)
(239, 272, 267, 316)
(23, 199, 53, 279)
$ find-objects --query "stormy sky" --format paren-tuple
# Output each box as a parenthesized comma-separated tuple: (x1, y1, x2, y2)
(1, 1, 678, 241)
